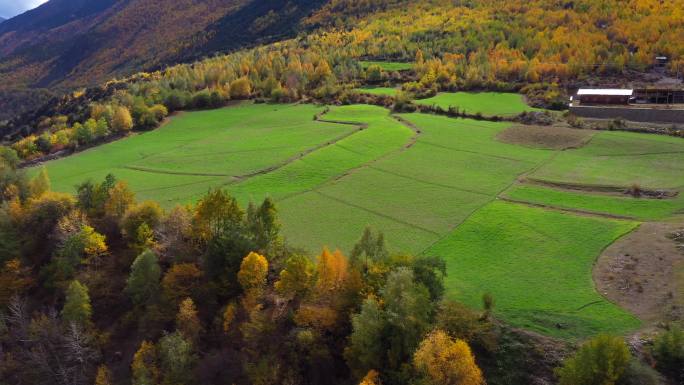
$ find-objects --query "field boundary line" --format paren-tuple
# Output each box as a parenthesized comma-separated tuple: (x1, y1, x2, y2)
(123, 166, 231, 177)
(420, 150, 561, 255)
(232, 125, 365, 181)
(595, 150, 684, 157)
(419, 140, 530, 163)
(313, 190, 441, 237)
(368, 165, 492, 197)
(498, 197, 637, 220)
(277, 111, 418, 203)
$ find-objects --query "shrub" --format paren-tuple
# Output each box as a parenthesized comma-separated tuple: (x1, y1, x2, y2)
(652, 326, 684, 379)
(556, 335, 630, 385)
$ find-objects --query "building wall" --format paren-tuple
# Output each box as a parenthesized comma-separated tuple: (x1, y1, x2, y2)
(570, 105, 684, 124)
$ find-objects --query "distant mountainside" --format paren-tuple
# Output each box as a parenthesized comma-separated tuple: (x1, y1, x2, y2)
(0, 0, 326, 120)
(0, 17, 6, 23)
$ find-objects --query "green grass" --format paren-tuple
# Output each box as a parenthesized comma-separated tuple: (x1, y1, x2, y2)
(504, 184, 684, 221)
(224, 104, 414, 205)
(359, 60, 413, 71)
(531, 130, 684, 190)
(415, 92, 540, 117)
(353, 86, 399, 96)
(424, 200, 641, 339)
(275, 113, 552, 254)
(35, 103, 356, 205)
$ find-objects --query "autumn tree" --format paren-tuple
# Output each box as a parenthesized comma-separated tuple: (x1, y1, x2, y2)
(122, 201, 163, 246)
(162, 263, 202, 305)
(61, 280, 93, 327)
(132, 341, 160, 385)
(176, 297, 202, 344)
(275, 254, 315, 300)
(126, 249, 162, 306)
(316, 248, 349, 294)
(193, 189, 243, 244)
(95, 365, 113, 385)
(556, 335, 631, 385)
(29, 167, 50, 198)
(359, 370, 381, 385)
(222, 302, 238, 334)
(112, 106, 134, 132)
(229, 77, 252, 99)
(0, 259, 32, 306)
(238, 251, 269, 310)
(104, 181, 135, 219)
(413, 330, 484, 385)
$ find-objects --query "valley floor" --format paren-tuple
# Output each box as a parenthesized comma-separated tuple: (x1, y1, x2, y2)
(35, 101, 684, 339)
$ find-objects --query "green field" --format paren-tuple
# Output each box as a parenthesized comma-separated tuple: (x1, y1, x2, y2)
(530, 130, 684, 190)
(424, 201, 640, 339)
(36, 103, 356, 205)
(359, 60, 413, 71)
(354, 86, 399, 96)
(415, 92, 540, 117)
(35, 101, 684, 339)
(504, 184, 684, 221)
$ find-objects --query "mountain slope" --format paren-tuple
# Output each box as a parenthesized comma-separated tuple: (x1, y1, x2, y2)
(0, 0, 324, 90)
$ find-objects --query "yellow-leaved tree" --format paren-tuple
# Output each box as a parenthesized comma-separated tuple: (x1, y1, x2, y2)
(413, 329, 484, 385)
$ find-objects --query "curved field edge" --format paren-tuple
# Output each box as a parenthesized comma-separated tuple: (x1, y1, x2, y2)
(423, 200, 641, 339)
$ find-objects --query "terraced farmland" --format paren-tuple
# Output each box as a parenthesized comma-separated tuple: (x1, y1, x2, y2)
(35, 101, 684, 339)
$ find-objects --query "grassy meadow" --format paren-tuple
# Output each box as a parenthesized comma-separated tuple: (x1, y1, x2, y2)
(424, 201, 640, 339)
(359, 60, 413, 71)
(353, 86, 399, 96)
(34, 101, 684, 339)
(415, 92, 541, 117)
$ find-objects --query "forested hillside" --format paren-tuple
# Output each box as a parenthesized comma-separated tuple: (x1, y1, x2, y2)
(5, 0, 684, 154)
(0, 0, 325, 120)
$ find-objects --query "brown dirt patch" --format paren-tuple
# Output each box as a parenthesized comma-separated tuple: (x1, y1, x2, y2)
(496, 125, 594, 150)
(594, 222, 684, 327)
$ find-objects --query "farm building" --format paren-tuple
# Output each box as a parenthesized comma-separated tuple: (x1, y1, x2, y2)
(634, 88, 684, 104)
(570, 87, 684, 123)
(574, 89, 633, 105)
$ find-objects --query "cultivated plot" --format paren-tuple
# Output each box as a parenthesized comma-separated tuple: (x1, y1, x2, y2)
(530, 130, 684, 190)
(36, 103, 355, 204)
(415, 92, 540, 117)
(424, 200, 641, 339)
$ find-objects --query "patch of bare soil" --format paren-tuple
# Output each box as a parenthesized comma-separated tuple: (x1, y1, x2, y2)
(496, 125, 594, 150)
(595, 222, 684, 327)
(523, 178, 679, 199)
